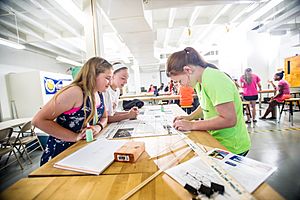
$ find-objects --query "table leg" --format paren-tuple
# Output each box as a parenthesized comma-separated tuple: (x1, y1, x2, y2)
(259, 93, 262, 116)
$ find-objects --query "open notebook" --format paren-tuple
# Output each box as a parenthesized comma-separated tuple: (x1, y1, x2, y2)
(54, 138, 126, 175)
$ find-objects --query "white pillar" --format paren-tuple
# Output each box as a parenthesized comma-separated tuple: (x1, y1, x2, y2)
(132, 61, 141, 94)
(83, 0, 104, 58)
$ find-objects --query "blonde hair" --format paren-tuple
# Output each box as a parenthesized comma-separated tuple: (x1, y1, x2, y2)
(54, 57, 112, 127)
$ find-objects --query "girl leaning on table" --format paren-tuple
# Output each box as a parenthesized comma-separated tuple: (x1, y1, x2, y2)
(32, 57, 113, 165)
(166, 47, 251, 156)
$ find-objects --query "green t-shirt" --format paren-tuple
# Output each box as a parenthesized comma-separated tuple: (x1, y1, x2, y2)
(194, 67, 251, 154)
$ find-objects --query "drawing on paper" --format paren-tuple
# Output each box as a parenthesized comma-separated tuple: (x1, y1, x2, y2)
(113, 128, 134, 138)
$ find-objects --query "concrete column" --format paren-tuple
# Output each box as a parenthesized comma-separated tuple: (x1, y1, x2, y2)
(83, 0, 104, 58)
(132, 61, 141, 94)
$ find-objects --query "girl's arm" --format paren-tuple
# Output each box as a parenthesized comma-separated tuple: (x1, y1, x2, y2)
(257, 82, 262, 91)
(174, 105, 203, 122)
(174, 102, 236, 131)
(32, 86, 84, 142)
(107, 107, 139, 123)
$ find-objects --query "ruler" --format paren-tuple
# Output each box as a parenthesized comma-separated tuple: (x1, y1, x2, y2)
(175, 130, 255, 199)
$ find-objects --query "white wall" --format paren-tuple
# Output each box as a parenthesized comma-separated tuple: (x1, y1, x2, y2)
(127, 70, 161, 93)
(219, 30, 300, 89)
(140, 70, 161, 90)
(0, 45, 70, 120)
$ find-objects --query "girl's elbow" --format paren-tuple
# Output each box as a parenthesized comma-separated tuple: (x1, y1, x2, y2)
(31, 116, 41, 128)
(227, 117, 237, 127)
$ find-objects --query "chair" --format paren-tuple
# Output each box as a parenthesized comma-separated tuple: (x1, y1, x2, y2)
(10, 121, 44, 163)
(242, 101, 252, 118)
(181, 105, 193, 114)
(278, 98, 300, 126)
(0, 128, 23, 170)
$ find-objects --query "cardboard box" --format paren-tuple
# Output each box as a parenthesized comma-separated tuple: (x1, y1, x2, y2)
(114, 141, 145, 163)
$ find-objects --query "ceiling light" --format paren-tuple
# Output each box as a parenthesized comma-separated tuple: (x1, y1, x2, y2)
(56, 56, 83, 66)
(0, 38, 25, 49)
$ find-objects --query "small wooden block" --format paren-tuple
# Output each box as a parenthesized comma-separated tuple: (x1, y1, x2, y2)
(114, 141, 145, 163)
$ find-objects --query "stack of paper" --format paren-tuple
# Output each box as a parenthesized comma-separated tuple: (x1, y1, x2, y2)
(54, 138, 126, 175)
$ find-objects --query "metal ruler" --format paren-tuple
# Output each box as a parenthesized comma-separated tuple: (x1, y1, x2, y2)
(175, 130, 255, 199)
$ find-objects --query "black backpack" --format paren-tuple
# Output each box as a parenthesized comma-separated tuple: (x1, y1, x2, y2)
(123, 99, 144, 110)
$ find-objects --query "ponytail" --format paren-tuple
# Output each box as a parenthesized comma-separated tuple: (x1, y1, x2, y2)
(166, 47, 218, 77)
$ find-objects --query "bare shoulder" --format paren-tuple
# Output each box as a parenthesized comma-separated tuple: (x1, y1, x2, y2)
(56, 85, 83, 104)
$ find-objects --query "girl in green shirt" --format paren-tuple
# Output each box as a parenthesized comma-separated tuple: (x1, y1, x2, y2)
(166, 47, 251, 155)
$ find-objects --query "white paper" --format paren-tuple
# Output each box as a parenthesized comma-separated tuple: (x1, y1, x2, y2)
(104, 106, 177, 139)
(165, 149, 277, 199)
(165, 157, 240, 200)
(54, 138, 126, 175)
(206, 148, 277, 193)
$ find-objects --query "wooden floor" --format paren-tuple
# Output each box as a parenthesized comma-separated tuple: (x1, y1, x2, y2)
(0, 109, 299, 200)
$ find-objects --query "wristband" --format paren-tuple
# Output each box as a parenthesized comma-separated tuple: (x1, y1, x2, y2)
(97, 123, 104, 131)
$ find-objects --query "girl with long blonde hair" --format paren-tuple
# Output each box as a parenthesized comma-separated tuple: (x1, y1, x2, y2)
(32, 57, 113, 165)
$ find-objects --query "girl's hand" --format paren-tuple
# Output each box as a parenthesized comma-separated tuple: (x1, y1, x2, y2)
(173, 119, 194, 131)
(75, 131, 85, 142)
(80, 125, 102, 140)
(128, 107, 139, 119)
(173, 115, 191, 123)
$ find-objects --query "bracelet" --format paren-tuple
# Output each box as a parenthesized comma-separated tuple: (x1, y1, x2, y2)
(97, 123, 104, 131)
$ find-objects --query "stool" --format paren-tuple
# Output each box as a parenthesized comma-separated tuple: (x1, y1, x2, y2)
(278, 98, 300, 126)
(242, 101, 252, 118)
(181, 105, 193, 114)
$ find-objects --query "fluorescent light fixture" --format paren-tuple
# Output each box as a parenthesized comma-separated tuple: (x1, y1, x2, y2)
(56, 56, 83, 66)
(168, 8, 177, 28)
(189, 7, 200, 26)
(195, 4, 232, 44)
(53, 0, 85, 25)
(0, 38, 25, 49)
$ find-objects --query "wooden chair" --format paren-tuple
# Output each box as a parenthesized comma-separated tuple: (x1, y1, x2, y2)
(180, 105, 193, 114)
(278, 98, 300, 126)
(0, 128, 23, 170)
(9, 121, 44, 163)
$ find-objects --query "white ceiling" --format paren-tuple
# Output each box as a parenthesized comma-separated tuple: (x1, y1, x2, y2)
(0, 0, 299, 72)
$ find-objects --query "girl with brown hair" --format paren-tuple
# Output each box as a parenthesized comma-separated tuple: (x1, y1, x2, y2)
(166, 47, 251, 155)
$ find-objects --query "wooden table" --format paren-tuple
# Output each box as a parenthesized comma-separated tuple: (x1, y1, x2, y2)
(120, 94, 197, 104)
(120, 92, 155, 99)
(1, 105, 283, 200)
(0, 173, 283, 200)
(28, 131, 224, 177)
(0, 117, 32, 131)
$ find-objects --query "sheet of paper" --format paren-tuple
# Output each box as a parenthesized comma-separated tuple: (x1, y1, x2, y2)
(104, 106, 177, 139)
(165, 149, 277, 199)
(134, 134, 187, 158)
(206, 148, 277, 193)
(165, 157, 240, 200)
(54, 138, 126, 175)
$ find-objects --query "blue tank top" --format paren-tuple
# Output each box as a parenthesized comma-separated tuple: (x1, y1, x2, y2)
(40, 92, 105, 166)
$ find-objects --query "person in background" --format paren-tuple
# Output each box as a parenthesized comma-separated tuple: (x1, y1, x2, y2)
(169, 80, 174, 93)
(148, 84, 155, 92)
(103, 62, 139, 123)
(178, 85, 194, 114)
(260, 71, 291, 120)
(32, 57, 112, 165)
(158, 83, 164, 92)
(166, 47, 251, 156)
(240, 68, 262, 123)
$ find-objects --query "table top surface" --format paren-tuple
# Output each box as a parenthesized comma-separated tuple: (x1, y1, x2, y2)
(0, 173, 283, 200)
(3, 105, 283, 200)
(0, 117, 32, 130)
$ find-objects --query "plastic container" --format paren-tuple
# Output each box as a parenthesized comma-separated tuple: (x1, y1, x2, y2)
(85, 123, 93, 142)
